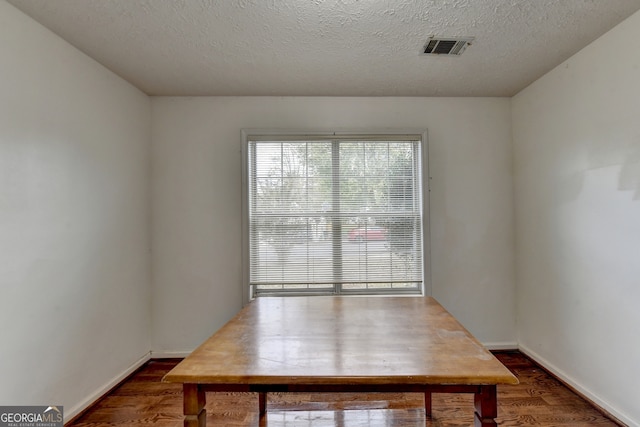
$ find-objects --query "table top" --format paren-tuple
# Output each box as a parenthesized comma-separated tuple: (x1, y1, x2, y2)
(163, 296, 518, 386)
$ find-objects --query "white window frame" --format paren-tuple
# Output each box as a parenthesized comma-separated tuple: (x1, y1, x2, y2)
(241, 129, 431, 303)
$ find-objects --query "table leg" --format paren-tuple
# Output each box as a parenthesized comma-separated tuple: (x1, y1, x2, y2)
(424, 391, 432, 417)
(474, 385, 497, 427)
(258, 392, 267, 416)
(184, 384, 206, 427)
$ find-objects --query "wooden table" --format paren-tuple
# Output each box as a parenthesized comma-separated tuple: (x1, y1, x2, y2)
(163, 296, 518, 426)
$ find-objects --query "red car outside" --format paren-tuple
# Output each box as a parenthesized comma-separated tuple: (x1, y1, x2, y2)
(348, 226, 387, 242)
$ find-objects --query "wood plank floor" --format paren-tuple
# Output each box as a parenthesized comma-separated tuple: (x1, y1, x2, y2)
(69, 352, 619, 426)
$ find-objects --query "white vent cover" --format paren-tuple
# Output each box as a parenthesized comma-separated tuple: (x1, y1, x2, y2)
(422, 37, 474, 56)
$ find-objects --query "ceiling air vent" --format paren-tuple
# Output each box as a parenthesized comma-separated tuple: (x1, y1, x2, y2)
(422, 37, 474, 56)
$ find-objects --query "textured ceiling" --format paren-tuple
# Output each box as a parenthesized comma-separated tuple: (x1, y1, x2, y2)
(7, 0, 640, 96)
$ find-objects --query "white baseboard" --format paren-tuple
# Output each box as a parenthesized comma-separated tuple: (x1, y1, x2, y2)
(64, 352, 151, 424)
(150, 350, 192, 358)
(482, 341, 518, 351)
(519, 344, 636, 427)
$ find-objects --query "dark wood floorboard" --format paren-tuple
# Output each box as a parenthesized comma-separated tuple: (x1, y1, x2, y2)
(68, 352, 619, 426)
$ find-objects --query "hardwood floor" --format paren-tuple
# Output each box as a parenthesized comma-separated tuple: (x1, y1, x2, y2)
(69, 352, 619, 426)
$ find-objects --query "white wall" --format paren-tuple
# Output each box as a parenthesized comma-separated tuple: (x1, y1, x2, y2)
(151, 96, 516, 354)
(512, 10, 640, 426)
(0, 1, 151, 419)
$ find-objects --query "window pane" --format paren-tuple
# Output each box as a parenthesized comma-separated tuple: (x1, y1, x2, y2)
(247, 137, 424, 296)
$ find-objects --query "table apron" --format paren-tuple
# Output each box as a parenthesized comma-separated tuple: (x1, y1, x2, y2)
(197, 383, 489, 394)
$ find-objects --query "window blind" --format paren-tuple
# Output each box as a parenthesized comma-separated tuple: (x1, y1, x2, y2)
(246, 135, 425, 296)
